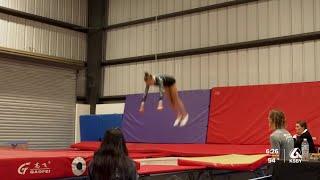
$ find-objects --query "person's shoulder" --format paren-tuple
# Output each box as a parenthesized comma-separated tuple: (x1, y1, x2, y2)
(270, 129, 281, 137)
(270, 131, 279, 141)
(282, 129, 292, 136)
(301, 130, 313, 139)
(127, 158, 134, 163)
(270, 129, 291, 139)
(126, 158, 136, 168)
(157, 74, 173, 78)
(274, 129, 291, 135)
(304, 130, 312, 136)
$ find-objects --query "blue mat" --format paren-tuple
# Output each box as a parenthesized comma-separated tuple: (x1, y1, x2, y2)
(80, 114, 123, 141)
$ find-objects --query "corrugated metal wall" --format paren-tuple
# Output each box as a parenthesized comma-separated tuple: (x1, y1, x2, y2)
(0, 1, 88, 148)
(108, 0, 232, 25)
(106, 0, 320, 60)
(0, 0, 87, 26)
(0, 12, 87, 61)
(104, 40, 320, 96)
(0, 58, 76, 149)
(104, 0, 320, 96)
(76, 69, 86, 97)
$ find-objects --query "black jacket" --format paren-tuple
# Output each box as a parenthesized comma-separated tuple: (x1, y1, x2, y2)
(294, 130, 316, 153)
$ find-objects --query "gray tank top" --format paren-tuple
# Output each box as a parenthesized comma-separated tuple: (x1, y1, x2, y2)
(270, 129, 294, 160)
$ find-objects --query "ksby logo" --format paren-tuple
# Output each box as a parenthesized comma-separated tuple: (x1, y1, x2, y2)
(289, 148, 302, 163)
(18, 162, 31, 175)
(290, 148, 302, 159)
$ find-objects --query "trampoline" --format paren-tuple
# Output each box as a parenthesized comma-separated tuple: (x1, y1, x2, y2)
(0, 146, 270, 180)
(5, 82, 320, 179)
(71, 142, 269, 157)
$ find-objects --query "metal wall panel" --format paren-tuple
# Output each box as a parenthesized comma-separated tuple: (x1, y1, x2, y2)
(0, 0, 88, 26)
(106, 0, 320, 60)
(104, 0, 320, 96)
(0, 12, 86, 61)
(0, 58, 76, 149)
(107, 0, 230, 25)
(104, 39, 320, 96)
(76, 69, 86, 97)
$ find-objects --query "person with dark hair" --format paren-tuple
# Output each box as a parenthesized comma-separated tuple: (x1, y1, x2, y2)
(139, 72, 189, 127)
(268, 109, 294, 160)
(88, 128, 137, 180)
(293, 120, 316, 153)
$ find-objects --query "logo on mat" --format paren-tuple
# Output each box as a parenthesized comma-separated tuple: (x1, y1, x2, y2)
(72, 157, 86, 176)
(18, 161, 51, 175)
(18, 162, 31, 175)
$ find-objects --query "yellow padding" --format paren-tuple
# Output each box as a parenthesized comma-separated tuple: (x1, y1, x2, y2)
(181, 154, 267, 165)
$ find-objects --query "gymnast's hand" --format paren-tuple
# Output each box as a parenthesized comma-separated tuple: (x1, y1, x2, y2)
(139, 102, 145, 113)
(157, 100, 163, 111)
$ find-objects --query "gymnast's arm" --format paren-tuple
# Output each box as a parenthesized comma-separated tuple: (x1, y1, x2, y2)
(142, 85, 150, 103)
(139, 85, 149, 112)
(158, 78, 164, 102)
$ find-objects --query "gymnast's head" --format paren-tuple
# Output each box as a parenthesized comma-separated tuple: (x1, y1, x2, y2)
(268, 109, 286, 130)
(144, 72, 155, 85)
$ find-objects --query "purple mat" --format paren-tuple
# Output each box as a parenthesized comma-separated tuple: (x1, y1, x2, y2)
(122, 90, 210, 144)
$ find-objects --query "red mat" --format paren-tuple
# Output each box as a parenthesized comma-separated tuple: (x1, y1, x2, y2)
(0, 148, 204, 179)
(0, 149, 148, 180)
(138, 165, 206, 175)
(129, 152, 170, 159)
(207, 82, 320, 145)
(0, 149, 93, 180)
(71, 142, 269, 157)
(0, 143, 269, 179)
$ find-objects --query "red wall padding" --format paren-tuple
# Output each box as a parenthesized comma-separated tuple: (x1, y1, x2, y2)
(207, 82, 320, 145)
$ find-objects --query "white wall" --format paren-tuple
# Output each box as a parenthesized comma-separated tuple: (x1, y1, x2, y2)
(75, 104, 90, 143)
(0, 12, 87, 61)
(104, 39, 320, 96)
(0, 0, 88, 26)
(106, 0, 320, 60)
(104, 0, 320, 96)
(108, 0, 231, 25)
(96, 103, 125, 114)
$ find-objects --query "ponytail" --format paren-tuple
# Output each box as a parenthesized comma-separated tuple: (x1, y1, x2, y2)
(144, 72, 152, 81)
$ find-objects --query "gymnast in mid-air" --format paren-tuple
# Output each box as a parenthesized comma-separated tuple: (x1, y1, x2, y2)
(139, 72, 189, 127)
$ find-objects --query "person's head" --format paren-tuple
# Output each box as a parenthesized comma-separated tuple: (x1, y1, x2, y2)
(99, 128, 128, 155)
(92, 128, 130, 180)
(295, 120, 307, 135)
(144, 72, 155, 85)
(268, 109, 286, 130)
